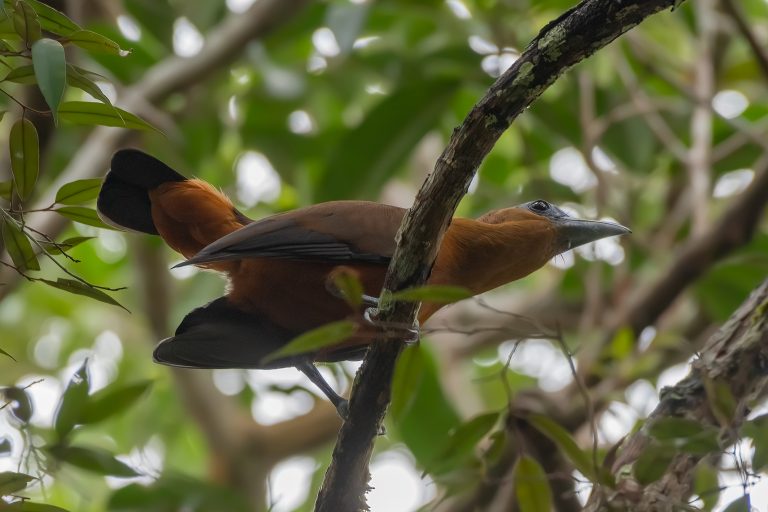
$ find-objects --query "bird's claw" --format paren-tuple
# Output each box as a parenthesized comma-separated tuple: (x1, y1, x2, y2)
(364, 307, 420, 344)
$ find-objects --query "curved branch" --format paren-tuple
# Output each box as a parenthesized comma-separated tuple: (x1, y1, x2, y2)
(314, 1, 685, 510)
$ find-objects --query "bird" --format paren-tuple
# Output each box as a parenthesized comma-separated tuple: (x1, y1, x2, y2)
(97, 148, 630, 417)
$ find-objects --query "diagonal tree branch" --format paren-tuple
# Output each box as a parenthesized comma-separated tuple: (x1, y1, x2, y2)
(314, 1, 686, 510)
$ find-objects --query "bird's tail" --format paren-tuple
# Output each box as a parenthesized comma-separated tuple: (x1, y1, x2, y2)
(97, 149, 250, 268)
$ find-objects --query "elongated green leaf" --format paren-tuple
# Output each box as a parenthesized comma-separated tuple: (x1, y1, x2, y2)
(59, 101, 157, 131)
(55, 178, 102, 205)
(391, 285, 472, 304)
(649, 417, 708, 440)
(48, 445, 138, 477)
(12, 0, 41, 44)
(722, 495, 750, 512)
(16, 502, 71, 512)
(2, 64, 36, 84)
(428, 412, 500, 475)
(25, 0, 79, 36)
(634, 444, 675, 485)
(528, 414, 597, 481)
(80, 380, 152, 424)
(55, 206, 114, 229)
(53, 360, 89, 438)
(2, 218, 39, 271)
(0, 471, 34, 494)
(31, 38, 66, 123)
(316, 79, 459, 201)
(63, 29, 128, 56)
(331, 268, 364, 308)
(514, 455, 553, 512)
(261, 321, 357, 364)
(390, 345, 425, 420)
(66, 65, 111, 105)
(43, 236, 93, 255)
(39, 278, 126, 310)
(9, 117, 39, 200)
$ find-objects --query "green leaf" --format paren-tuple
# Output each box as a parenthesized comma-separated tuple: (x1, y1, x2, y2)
(43, 236, 93, 255)
(722, 495, 750, 512)
(390, 344, 425, 420)
(742, 415, 768, 471)
(703, 377, 738, 428)
(527, 414, 597, 481)
(633, 444, 675, 485)
(2, 64, 36, 84)
(693, 463, 720, 511)
(66, 65, 112, 105)
(0, 437, 10, 455)
(16, 502, 71, 512)
(391, 285, 472, 304)
(261, 321, 357, 364)
(609, 326, 634, 359)
(428, 412, 500, 475)
(0, 471, 34, 495)
(53, 360, 89, 438)
(55, 178, 102, 205)
(39, 278, 127, 310)
(9, 117, 39, 200)
(2, 386, 32, 423)
(514, 455, 553, 512)
(316, 79, 459, 201)
(24, 0, 80, 36)
(0, 181, 12, 200)
(649, 417, 708, 440)
(48, 445, 138, 477)
(12, 0, 41, 44)
(330, 268, 365, 308)
(31, 38, 66, 123)
(59, 101, 157, 131)
(55, 206, 114, 229)
(63, 29, 129, 56)
(2, 218, 39, 272)
(80, 380, 152, 424)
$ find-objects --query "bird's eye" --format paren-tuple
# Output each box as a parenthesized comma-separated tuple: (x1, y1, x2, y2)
(529, 200, 550, 213)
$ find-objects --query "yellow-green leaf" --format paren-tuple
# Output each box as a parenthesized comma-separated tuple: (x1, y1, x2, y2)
(2, 64, 36, 84)
(0, 471, 34, 495)
(79, 381, 152, 424)
(66, 65, 111, 105)
(528, 413, 597, 481)
(24, 0, 80, 36)
(58, 101, 158, 132)
(48, 445, 139, 477)
(390, 285, 472, 304)
(55, 206, 114, 229)
(514, 455, 552, 512)
(63, 29, 129, 56)
(53, 359, 89, 438)
(261, 321, 357, 364)
(31, 38, 66, 123)
(428, 412, 500, 475)
(390, 344, 425, 420)
(0, 181, 11, 200)
(55, 178, 102, 205)
(331, 268, 364, 308)
(9, 117, 39, 200)
(633, 444, 675, 485)
(2, 218, 39, 271)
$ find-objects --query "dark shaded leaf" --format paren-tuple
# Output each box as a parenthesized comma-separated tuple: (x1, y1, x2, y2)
(25, 0, 79, 35)
(9, 117, 39, 200)
(55, 178, 102, 205)
(0, 471, 34, 494)
(31, 38, 66, 123)
(514, 455, 552, 512)
(703, 377, 738, 428)
(63, 29, 129, 56)
(39, 278, 126, 310)
(742, 415, 768, 471)
(316, 79, 459, 201)
(649, 417, 708, 440)
(49, 445, 139, 477)
(391, 285, 472, 304)
(44, 236, 94, 255)
(107, 474, 249, 512)
(2, 386, 32, 423)
(3, 64, 36, 84)
(0, 437, 10, 456)
(55, 206, 114, 229)
(261, 321, 357, 363)
(0, 181, 12, 200)
(80, 381, 152, 424)
(391, 345, 424, 420)
(53, 360, 89, 438)
(16, 502, 71, 512)
(2, 218, 39, 272)
(12, 0, 41, 44)
(722, 495, 750, 512)
(58, 101, 157, 131)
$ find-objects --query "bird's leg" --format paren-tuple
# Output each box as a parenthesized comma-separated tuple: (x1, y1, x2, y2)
(363, 307, 420, 345)
(297, 362, 349, 419)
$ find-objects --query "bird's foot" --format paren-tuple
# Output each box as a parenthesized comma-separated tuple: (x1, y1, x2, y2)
(364, 307, 420, 344)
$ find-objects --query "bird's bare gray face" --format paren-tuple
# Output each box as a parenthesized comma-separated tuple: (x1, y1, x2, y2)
(516, 199, 631, 253)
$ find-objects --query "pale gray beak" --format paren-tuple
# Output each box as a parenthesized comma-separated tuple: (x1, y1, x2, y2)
(555, 218, 631, 252)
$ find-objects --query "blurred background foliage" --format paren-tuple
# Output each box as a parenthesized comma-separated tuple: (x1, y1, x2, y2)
(0, 0, 767, 510)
